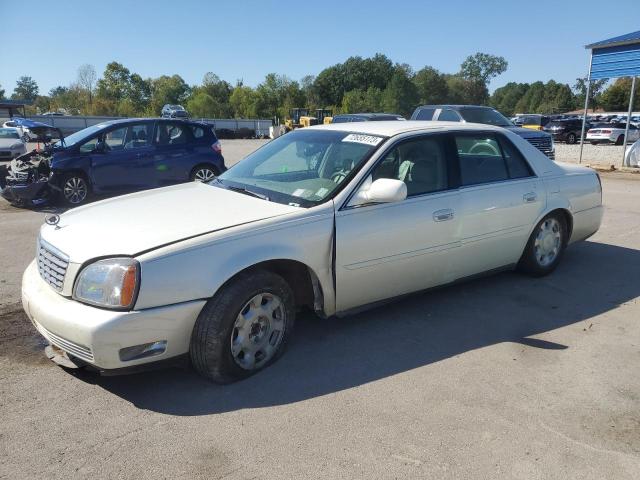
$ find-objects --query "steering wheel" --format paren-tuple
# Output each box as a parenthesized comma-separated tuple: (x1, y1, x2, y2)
(469, 141, 500, 156)
(331, 170, 347, 183)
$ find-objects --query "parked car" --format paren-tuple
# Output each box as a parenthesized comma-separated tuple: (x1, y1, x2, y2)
(0, 127, 27, 160)
(516, 114, 551, 131)
(22, 121, 603, 382)
(543, 118, 589, 144)
(331, 113, 405, 123)
(1, 118, 225, 207)
(586, 123, 640, 145)
(161, 104, 189, 119)
(412, 105, 555, 159)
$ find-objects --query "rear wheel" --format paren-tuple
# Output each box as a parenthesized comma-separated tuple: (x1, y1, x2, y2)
(60, 174, 90, 206)
(518, 213, 567, 277)
(190, 165, 218, 182)
(566, 133, 577, 144)
(190, 270, 295, 383)
(615, 135, 625, 146)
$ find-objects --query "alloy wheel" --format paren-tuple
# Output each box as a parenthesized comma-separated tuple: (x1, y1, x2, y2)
(230, 292, 286, 370)
(534, 218, 562, 267)
(194, 168, 216, 182)
(63, 177, 88, 204)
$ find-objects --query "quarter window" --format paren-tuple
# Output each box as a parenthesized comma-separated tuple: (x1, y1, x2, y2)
(498, 136, 533, 179)
(370, 136, 449, 197)
(156, 123, 190, 145)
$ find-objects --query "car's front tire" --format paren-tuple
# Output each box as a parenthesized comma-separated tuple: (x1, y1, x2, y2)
(566, 133, 577, 144)
(60, 173, 91, 206)
(518, 213, 567, 277)
(190, 270, 296, 383)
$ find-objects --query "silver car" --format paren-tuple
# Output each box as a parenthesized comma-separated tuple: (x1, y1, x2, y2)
(22, 121, 603, 383)
(0, 127, 27, 160)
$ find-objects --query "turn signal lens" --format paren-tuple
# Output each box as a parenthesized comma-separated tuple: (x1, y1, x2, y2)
(120, 265, 137, 307)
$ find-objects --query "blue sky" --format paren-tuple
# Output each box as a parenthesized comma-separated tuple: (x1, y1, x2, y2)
(1, 0, 638, 96)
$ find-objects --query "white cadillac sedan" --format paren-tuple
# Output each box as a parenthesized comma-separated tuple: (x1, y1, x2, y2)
(22, 121, 603, 383)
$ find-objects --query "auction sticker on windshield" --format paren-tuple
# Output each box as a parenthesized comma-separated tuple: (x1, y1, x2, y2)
(342, 134, 384, 146)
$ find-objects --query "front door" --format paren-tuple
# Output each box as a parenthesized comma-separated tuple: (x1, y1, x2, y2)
(335, 134, 460, 312)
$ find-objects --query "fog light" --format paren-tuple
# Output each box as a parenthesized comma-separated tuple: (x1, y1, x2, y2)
(119, 341, 167, 361)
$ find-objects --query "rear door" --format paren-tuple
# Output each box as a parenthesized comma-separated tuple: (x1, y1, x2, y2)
(153, 121, 196, 185)
(335, 134, 460, 311)
(451, 132, 544, 279)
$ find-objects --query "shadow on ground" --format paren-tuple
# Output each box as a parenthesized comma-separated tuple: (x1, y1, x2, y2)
(62, 240, 640, 415)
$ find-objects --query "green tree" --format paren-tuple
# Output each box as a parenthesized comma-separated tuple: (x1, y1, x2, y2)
(413, 66, 449, 105)
(229, 85, 260, 118)
(573, 77, 608, 112)
(381, 65, 418, 116)
(489, 82, 530, 116)
(96, 62, 132, 105)
(186, 92, 217, 118)
(459, 53, 508, 104)
(148, 74, 190, 115)
(12, 76, 39, 102)
(600, 77, 640, 111)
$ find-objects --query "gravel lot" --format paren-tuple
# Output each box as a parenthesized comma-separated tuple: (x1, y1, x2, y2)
(1, 139, 639, 479)
(554, 143, 631, 168)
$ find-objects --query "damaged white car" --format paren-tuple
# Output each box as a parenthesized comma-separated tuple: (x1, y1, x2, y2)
(22, 121, 603, 383)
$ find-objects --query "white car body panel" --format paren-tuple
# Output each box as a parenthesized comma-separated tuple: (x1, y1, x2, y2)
(22, 121, 603, 371)
(586, 126, 640, 143)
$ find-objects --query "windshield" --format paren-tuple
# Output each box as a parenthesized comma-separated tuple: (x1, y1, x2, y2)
(216, 129, 385, 207)
(0, 128, 20, 139)
(460, 108, 513, 127)
(54, 123, 108, 147)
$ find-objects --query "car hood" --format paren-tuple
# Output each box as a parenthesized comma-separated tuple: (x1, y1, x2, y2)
(40, 182, 300, 263)
(504, 125, 551, 139)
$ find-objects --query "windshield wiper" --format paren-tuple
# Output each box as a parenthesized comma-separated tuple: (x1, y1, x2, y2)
(226, 184, 270, 201)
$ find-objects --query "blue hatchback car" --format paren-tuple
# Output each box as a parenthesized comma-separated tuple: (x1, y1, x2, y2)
(1, 118, 226, 206)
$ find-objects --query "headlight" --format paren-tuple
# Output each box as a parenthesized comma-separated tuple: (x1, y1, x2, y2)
(73, 257, 139, 309)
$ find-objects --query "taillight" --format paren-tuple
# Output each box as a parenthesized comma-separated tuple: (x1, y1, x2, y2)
(212, 140, 222, 154)
(601, 129, 611, 134)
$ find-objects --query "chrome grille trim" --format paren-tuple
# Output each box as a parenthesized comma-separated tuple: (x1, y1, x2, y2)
(525, 136, 555, 159)
(37, 323, 94, 362)
(37, 238, 69, 292)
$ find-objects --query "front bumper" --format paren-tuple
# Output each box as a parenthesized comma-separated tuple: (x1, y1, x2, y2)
(21, 260, 206, 370)
(1, 180, 51, 205)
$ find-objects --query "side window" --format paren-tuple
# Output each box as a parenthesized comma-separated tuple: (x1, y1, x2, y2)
(456, 135, 508, 186)
(497, 136, 534, 179)
(415, 108, 435, 120)
(190, 125, 205, 139)
(155, 122, 190, 146)
(79, 136, 99, 153)
(370, 136, 449, 197)
(103, 127, 127, 151)
(124, 123, 152, 149)
(438, 109, 461, 122)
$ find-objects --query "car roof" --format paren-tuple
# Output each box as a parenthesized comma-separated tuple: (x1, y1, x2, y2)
(415, 105, 494, 110)
(307, 120, 508, 137)
(97, 117, 204, 127)
(335, 113, 402, 118)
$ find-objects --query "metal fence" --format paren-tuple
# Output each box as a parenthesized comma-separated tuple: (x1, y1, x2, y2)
(16, 115, 273, 137)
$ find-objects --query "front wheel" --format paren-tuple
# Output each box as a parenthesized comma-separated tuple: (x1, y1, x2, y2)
(190, 270, 295, 383)
(60, 174, 90, 206)
(566, 133, 577, 144)
(518, 213, 567, 277)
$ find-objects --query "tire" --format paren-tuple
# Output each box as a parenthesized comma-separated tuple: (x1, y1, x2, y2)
(518, 213, 567, 277)
(590, 141, 599, 145)
(190, 270, 296, 383)
(190, 164, 219, 182)
(615, 135, 624, 146)
(566, 133, 577, 144)
(60, 173, 90, 206)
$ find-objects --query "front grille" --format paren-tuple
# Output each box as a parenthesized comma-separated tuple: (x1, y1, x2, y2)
(526, 136, 555, 160)
(37, 238, 69, 292)
(37, 322, 94, 362)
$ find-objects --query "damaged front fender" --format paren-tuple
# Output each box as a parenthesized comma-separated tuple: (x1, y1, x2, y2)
(0, 150, 54, 207)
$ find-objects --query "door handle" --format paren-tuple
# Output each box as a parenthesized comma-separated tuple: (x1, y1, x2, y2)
(433, 209, 454, 222)
(523, 192, 537, 203)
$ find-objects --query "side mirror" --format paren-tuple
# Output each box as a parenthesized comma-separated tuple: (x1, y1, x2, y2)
(349, 176, 407, 207)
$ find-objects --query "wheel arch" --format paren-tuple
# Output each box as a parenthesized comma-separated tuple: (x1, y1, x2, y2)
(529, 206, 574, 243)
(215, 259, 324, 315)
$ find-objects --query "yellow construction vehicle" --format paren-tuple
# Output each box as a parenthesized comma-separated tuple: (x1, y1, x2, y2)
(284, 108, 333, 131)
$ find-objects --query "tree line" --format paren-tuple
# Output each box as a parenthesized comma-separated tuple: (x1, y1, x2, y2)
(1, 53, 638, 120)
